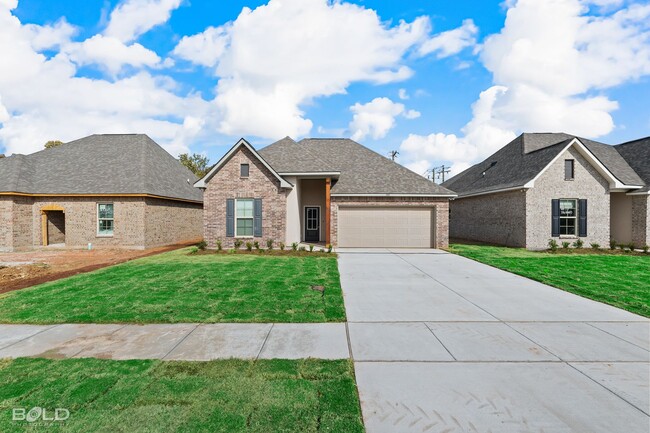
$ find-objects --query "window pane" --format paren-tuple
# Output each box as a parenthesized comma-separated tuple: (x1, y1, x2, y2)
(236, 218, 253, 236)
(98, 203, 114, 219)
(237, 199, 253, 217)
(560, 217, 576, 235)
(559, 200, 576, 217)
(98, 219, 114, 235)
(240, 164, 249, 177)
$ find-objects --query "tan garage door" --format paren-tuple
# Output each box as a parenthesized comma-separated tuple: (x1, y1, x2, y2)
(338, 207, 435, 248)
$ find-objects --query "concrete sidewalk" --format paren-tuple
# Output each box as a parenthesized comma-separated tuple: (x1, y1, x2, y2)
(339, 250, 650, 433)
(0, 323, 349, 360)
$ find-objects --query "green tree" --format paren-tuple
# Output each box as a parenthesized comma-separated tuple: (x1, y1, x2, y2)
(179, 153, 210, 178)
(44, 140, 64, 149)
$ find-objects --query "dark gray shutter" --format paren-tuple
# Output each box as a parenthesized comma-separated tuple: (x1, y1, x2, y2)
(226, 199, 235, 237)
(578, 199, 587, 237)
(551, 199, 560, 237)
(253, 198, 262, 237)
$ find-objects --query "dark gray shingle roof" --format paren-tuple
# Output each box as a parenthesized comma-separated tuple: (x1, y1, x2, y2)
(0, 134, 202, 202)
(616, 137, 650, 192)
(259, 138, 455, 196)
(443, 133, 646, 197)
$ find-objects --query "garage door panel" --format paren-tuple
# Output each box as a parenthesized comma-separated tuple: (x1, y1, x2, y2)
(338, 207, 434, 248)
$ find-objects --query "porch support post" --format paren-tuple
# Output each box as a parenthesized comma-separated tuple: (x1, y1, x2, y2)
(41, 212, 48, 246)
(325, 178, 331, 245)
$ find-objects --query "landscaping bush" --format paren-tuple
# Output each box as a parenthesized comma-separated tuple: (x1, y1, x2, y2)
(572, 239, 584, 249)
(548, 239, 558, 252)
(216, 239, 222, 251)
(291, 242, 298, 251)
(299, 246, 306, 252)
(627, 243, 636, 252)
(189, 246, 199, 254)
(254, 241, 260, 250)
(266, 239, 274, 250)
(234, 239, 243, 249)
(246, 242, 253, 251)
(590, 243, 600, 250)
(327, 244, 333, 253)
(610, 239, 617, 250)
(279, 242, 286, 251)
(643, 245, 649, 254)
(561, 241, 571, 250)
(197, 240, 207, 250)
(309, 244, 315, 252)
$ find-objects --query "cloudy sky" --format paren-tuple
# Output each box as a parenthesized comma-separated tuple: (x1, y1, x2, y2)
(0, 0, 648, 180)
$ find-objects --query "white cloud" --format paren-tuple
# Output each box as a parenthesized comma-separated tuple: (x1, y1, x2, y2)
(401, 0, 650, 180)
(419, 19, 478, 58)
(173, 24, 230, 67)
(175, 0, 431, 139)
(65, 35, 161, 74)
(398, 88, 409, 100)
(0, 3, 207, 156)
(349, 97, 420, 141)
(104, 0, 182, 43)
(24, 18, 76, 50)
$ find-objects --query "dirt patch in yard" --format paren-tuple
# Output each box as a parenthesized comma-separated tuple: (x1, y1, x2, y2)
(0, 242, 196, 294)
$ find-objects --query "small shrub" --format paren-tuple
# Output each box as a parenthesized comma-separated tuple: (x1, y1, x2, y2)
(548, 239, 558, 252)
(298, 246, 306, 251)
(216, 239, 222, 251)
(319, 248, 325, 252)
(189, 246, 199, 254)
(228, 249, 236, 254)
(234, 239, 243, 249)
(308, 244, 314, 252)
(291, 242, 298, 251)
(266, 239, 274, 250)
(572, 239, 584, 249)
(254, 241, 260, 250)
(561, 241, 570, 250)
(279, 242, 285, 251)
(246, 242, 253, 251)
(197, 240, 207, 250)
(327, 244, 333, 253)
(643, 245, 649, 253)
(609, 239, 617, 250)
(590, 243, 600, 250)
(627, 243, 636, 252)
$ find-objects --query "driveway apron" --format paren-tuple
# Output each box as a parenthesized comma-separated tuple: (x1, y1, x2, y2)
(339, 249, 649, 433)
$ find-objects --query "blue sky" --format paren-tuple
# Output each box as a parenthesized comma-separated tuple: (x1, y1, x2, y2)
(1, 0, 649, 178)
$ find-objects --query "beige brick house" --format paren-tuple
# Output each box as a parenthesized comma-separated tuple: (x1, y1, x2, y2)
(196, 137, 455, 249)
(0, 134, 203, 251)
(443, 133, 649, 249)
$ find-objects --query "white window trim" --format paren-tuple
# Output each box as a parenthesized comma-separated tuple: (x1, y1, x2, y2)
(559, 198, 578, 237)
(235, 198, 254, 238)
(303, 205, 321, 242)
(97, 202, 114, 237)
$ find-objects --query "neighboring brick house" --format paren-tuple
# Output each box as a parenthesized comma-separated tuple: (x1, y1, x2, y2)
(443, 133, 649, 249)
(0, 134, 203, 251)
(195, 137, 455, 249)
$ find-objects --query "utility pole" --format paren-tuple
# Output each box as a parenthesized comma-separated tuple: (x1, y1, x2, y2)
(434, 165, 451, 183)
(388, 150, 399, 161)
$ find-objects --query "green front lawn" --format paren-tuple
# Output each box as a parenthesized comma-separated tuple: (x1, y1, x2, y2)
(0, 249, 346, 324)
(450, 244, 650, 317)
(0, 358, 364, 433)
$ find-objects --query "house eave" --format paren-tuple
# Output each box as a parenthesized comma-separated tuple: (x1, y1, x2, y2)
(455, 185, 530, 199)
(331, 193, 457, 198)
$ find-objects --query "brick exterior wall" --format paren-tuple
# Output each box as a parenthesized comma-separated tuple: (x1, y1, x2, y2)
(144, 197, 203, 247)
(0, 195, 203, 251)
(330, 196, 450, 248)
(202, 147, 288, 249)
(631, 195, 649, 247)
(449, 190, 527, 247)
(526, 146, 610, 249)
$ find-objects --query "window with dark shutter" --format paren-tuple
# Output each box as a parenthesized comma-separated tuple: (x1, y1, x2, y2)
(564, 159, 574, 180)
(226, 199, 235, 237)
(578, 199, 587, 237)
(240, 163, 249, 178)
(253, 198, 262, 237)
(551, 199, 560, 237)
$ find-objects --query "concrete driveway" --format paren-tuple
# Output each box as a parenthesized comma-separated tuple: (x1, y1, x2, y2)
(339, 249, 649, 433)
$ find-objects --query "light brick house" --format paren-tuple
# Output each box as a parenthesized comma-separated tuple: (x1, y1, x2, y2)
(443, 133, 649, 249)
(195, 137, 455, 249)
(0, 134, 203, 251)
